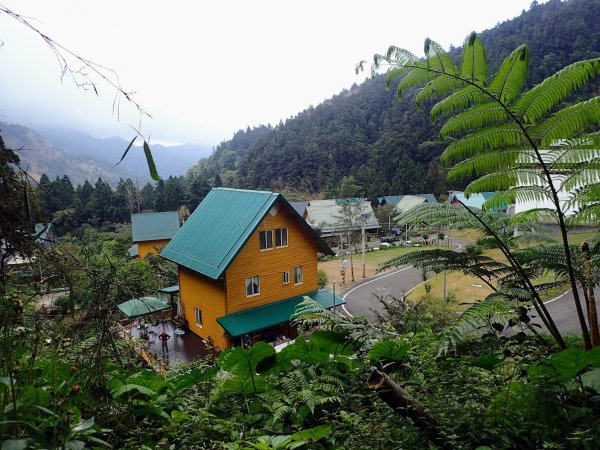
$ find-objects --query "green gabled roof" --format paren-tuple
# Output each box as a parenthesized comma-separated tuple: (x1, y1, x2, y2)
(217, 289, 344, 337)
(161, 188, 333, 279)
(131, 211, 180, 242)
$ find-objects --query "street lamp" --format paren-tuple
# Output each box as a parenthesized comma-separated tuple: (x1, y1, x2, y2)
(332, 280, 336, 312)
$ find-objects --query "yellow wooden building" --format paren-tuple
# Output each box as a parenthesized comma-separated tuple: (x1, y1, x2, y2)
(130, 211, 180, 260)
(161, 188, 343, 350)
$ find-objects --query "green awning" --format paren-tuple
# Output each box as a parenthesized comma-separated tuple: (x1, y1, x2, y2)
(216, 289, 344, 337)
(158, 285, 179, 294)
(117, 296, 170, 319)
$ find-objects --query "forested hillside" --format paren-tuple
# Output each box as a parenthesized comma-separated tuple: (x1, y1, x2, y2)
(189, 0, 600, 199)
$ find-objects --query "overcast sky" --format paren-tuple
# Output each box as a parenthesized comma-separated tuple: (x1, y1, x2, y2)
(0, 1, 545, 147)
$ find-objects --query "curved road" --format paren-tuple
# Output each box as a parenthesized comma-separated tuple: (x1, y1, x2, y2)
(342, 240, 467, 321)
(341, 240, 598, 336)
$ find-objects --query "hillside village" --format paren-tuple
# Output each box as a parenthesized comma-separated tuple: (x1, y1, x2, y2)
(3, 0, 600, 448)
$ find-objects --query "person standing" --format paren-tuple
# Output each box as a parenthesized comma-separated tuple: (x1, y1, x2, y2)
(159, 330, 171, 355)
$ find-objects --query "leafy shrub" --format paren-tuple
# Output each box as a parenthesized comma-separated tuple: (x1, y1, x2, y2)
(464, 243, 482, 255)
(317, 268, 328, 289)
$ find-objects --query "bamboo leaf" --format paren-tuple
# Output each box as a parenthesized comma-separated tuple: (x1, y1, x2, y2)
(143, 140, 159, 181)
(114, 136, 137, 166)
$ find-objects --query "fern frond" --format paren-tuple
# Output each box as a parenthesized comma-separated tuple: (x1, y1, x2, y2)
(431, 84, 487, 121)
(397, 62, 437, 99)
(424, 38, 456, 74)
(509, 208, 559, 224)
(378, 249, 510, 283)
(437, 299, 517, 355)
(446, 149, 522, 180)
(513, 58, 600, 124)
(394, 202, 480, 229)
(441, 124, 525, 164)
(488, 45, 529, 104)
(416, 75, 464, 109)
(531, 97, 600, 147)
(384, 67, 409, 89)
(505, 184, 556, 205)
(459, 32, 488, 86)
(464, 171, 548, 195)
(440, 102, 510, 139)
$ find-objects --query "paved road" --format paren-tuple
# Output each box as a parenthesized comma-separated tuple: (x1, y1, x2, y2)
(342, 239, 599, 337)
(528, 288, 600, 335)
(342, 240, 468, 321)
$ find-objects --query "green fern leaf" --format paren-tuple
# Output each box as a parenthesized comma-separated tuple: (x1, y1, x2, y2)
(531, 97, 600, 147)
(424, 38, 457, 75)
(397, 62, 437, 99)
(459, 32, 488, 85)
(431, 84, 487, 121)
(513, 59, 600, 124)
(446, 149, 521, 180)
(488, 45, 529, 104)
(385, 67, 409, 89)
(416, 75, 464, 109)
(441, 102, 510, 139)
(441, 123, 525, 164)
(437, 299, 517, 355)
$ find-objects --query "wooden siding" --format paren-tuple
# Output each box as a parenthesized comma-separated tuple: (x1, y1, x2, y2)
(178, 266, 229, 349)
(138, 239, 170, 260)
(225, 203, 319, 314)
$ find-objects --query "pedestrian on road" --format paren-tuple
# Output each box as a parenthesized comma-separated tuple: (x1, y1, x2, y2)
(159, 330, 171, 354)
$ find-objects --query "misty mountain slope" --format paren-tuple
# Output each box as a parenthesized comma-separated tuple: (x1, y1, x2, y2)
(39, 127, 213, 180)
(1, 122, 131, 186)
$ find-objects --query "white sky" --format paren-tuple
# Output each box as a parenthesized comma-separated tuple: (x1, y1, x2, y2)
(0, 1, 544, 147)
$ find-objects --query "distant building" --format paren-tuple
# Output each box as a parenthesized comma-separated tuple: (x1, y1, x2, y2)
(375, 194, 438, 208)
(130, 211, 180, 259)
(305, 199, 380, 238)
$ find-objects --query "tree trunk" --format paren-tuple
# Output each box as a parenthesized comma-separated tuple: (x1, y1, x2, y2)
(367, 370, 450, 449)
(582, 242, 600, 347)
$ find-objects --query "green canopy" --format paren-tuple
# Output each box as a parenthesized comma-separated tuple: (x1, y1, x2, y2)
(117, 296, 170, 319)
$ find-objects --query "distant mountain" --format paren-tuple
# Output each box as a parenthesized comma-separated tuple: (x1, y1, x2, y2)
(38, 127, 212, 181)
(0, 123, 213, 186)
(1, 122, 130, 186)
(190, 0, 600, 199)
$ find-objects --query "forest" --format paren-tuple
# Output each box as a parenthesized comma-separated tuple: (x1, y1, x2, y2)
(3, 0, 600, 448)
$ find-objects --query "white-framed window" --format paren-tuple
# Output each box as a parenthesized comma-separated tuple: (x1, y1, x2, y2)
(275, 227, 288, 248)
(194, 307, 203, 327)
(259, 230, 273, 251)
(246, 275, 260, 297)
(283, 271, 290, 285)
(294, 266, 303, 285)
